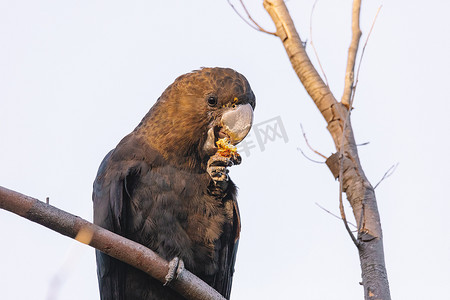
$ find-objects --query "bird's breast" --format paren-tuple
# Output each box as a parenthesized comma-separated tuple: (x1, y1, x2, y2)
(127, 165, 232, 274)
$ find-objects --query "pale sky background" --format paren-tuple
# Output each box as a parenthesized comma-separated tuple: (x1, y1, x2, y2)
(1, 1, 449, 299)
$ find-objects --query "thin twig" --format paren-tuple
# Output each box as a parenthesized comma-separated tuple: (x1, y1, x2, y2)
(300, 123, 327, 159)
(356, 141, 370, 146)
(358, 193, 366, 234)
(297, 147, 325, 164)
(227, 0, 259, 31)
(352, 5, 382, 103)
(338, 168, 359, 247)
(239, 0, 277, 35)
(227, 0, 277, 36)
(338, 113, 359, 247)
(309, 0, 329, 86)
(374, 163, 399, 189)
(337, 112, 358, 246)
(315, 202, 356, 228)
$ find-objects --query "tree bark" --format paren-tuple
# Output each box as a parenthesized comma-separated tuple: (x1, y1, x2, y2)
(0, 186, 225, 300)
(341, 0, 362, 107)
(263, 1, 391, 299)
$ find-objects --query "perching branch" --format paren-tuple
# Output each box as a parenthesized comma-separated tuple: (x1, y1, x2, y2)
(0, 186, 225, 300)
(261, 1, 391, 299)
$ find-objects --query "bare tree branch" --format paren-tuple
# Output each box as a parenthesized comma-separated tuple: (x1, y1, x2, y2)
(263, 0, 346, 147)
(309, 0, 329, 87)
(262, 1, 391, 299)
(0, 186, 226, 300)
(341, 0, 362, 108)
(337, 0, 362, 246)
(337, 107, 360, 248)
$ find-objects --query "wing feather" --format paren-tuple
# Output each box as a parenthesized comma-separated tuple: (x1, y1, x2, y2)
(93, 136, 149, 300)
(212, 183, 241, 299)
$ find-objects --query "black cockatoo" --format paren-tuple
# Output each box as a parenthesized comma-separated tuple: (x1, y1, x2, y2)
(93, 67, 255, 299)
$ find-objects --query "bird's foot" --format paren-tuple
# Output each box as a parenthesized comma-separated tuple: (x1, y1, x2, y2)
(207, 154, 233, 193)
(163, 257, 184, 286)
(207, 155, 231, 181)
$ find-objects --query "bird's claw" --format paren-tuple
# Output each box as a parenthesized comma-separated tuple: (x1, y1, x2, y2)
(207, 155, 233, 183)
(209, 154, 234, 167)
(208, 165, 229, 182)
(163, 257, 184, 286)
(207, 154, 234, 195)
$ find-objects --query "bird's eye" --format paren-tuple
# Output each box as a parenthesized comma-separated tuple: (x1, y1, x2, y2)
(207, 96, 218, 107)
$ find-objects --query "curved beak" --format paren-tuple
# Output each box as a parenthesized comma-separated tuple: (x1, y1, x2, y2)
(220, 103, 253, 145)
(203, 103, 254, 156)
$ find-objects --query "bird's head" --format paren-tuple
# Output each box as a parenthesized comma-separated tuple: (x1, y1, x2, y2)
(137, 67, 256, 170)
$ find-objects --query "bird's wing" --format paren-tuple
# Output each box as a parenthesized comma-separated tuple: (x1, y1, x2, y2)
(213, 184, 241, 299)
(92, 135, 150, 300)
